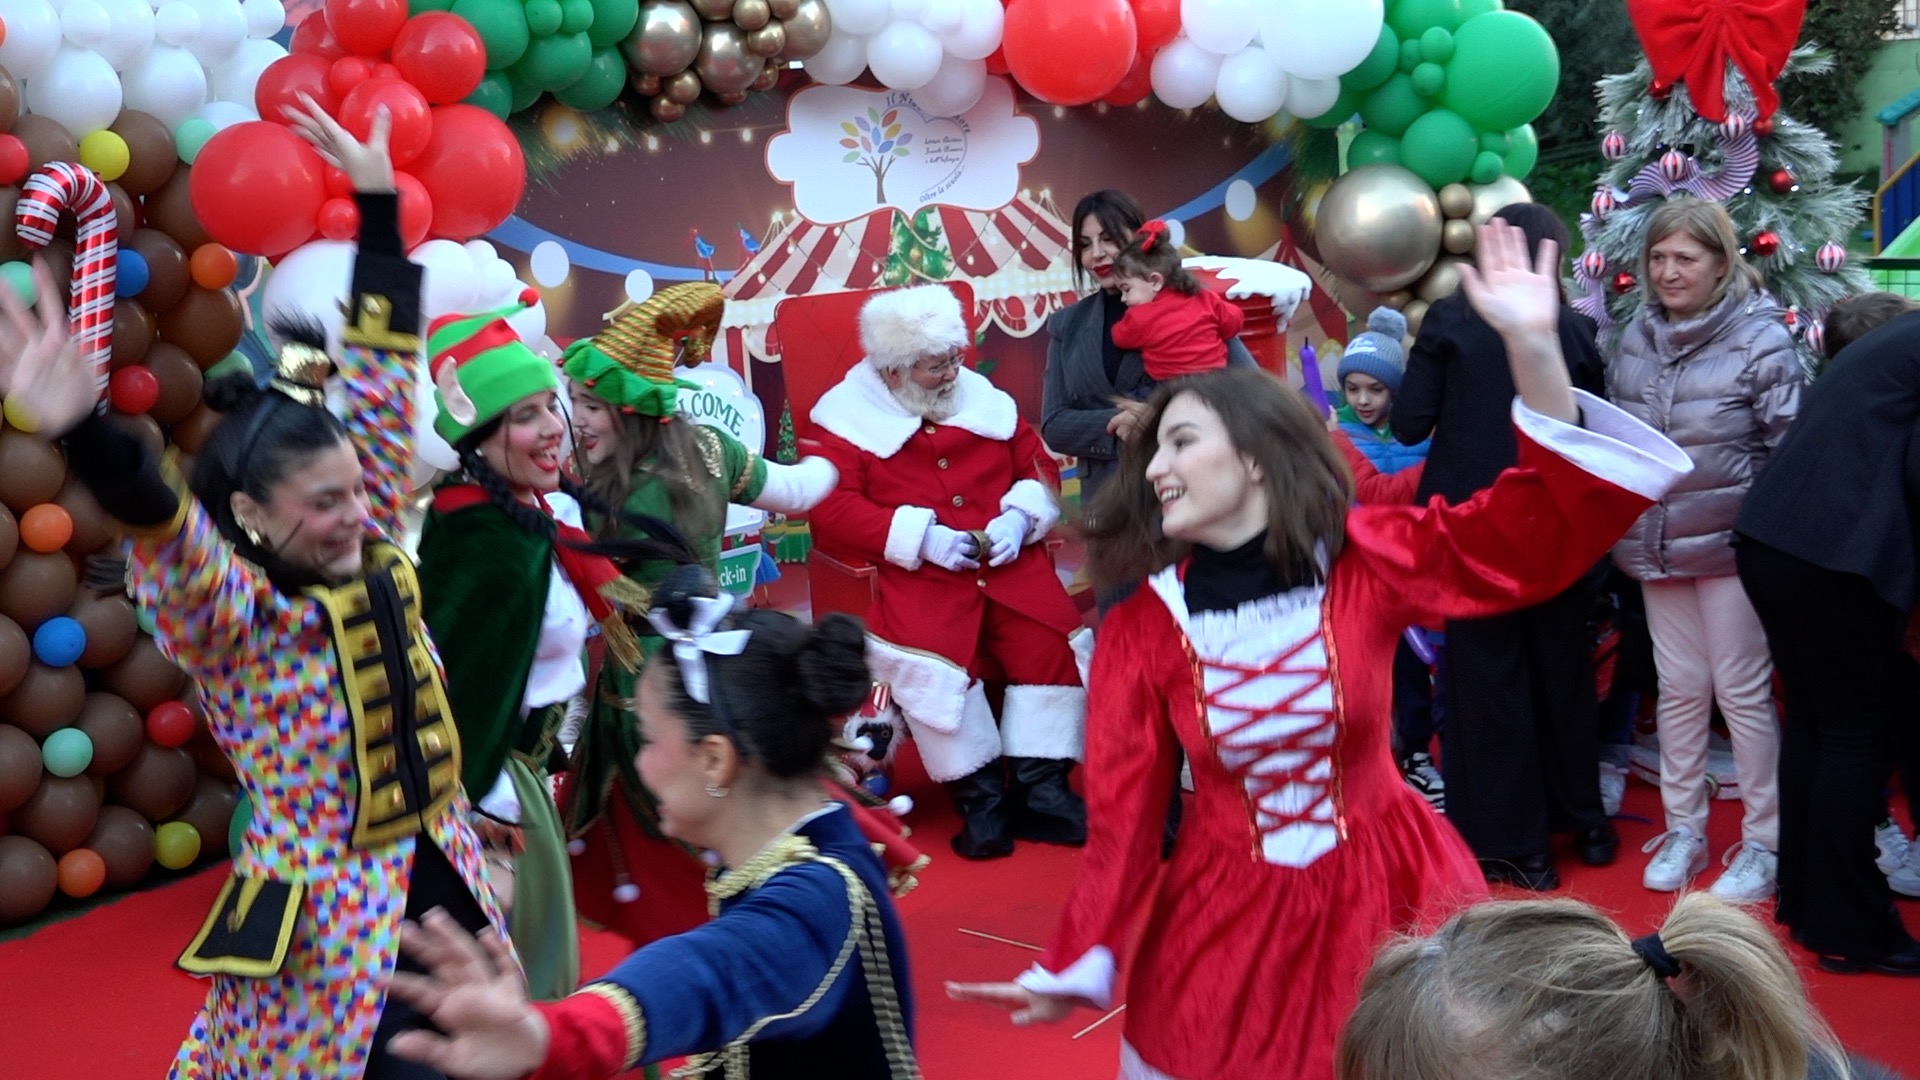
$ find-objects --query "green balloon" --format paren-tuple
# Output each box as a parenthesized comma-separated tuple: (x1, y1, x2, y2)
(558, 0, 595, 35)
(1398, 39, 1423, 72)
(41, 729, 93, 778)
(1411, 62, 1445, 98)
(1442, 10, 1559, 131)
(1345, 26, 1399, 92)
(1469, 150, 1504, 184)
(1418, 26, 1454, 63)
(1458, 0, 1503, 16)
(509, 75, 545, 112)
(451, 0, 532, 69)
(1503, 122, 1539, 178)
(1389, 0, 1464, 38)
(1347, 129, 1403, 168)
(512, 30, 592, 91)
(228, 790, 250, 856)
(1360, 73, 1426, 137)
(583, 0, 638, 48)
(1478, 129, 1510, 154)
(204, 351, 252, 381)
(175, 118, 216, 163)
(1399, 107, 1479, 188)
(0, 261, 38, 307)
(553, 46, 626, 111)
(136, 604, 157, 635)
(525, 0, 563, 36)
(1307, 85, 1360, 129)
(408, 0, 456, 11)
(465, 71, 516, 118)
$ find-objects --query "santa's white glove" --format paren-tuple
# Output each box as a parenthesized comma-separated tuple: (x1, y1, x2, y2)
(920, 524, 981, 571)
(982, 508, 1031, 567)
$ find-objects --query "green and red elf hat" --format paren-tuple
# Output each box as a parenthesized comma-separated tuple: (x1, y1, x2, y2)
(427, 289, 559, 446)
(560, 282, 725, 422)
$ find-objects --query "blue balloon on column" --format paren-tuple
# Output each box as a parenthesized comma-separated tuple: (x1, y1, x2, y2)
(41, 728, 94, 778)
(31, 616, 87, 667)
(116, 250, 150, 298)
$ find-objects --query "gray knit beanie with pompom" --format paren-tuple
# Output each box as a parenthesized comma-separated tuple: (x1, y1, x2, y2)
(1336, 307, 1410, 395)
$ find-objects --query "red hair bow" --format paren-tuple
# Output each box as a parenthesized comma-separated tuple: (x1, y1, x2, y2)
(1138, 219, 1168, 251)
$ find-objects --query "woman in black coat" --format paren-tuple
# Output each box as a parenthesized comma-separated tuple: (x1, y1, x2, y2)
(1393, 202, 1614, 890)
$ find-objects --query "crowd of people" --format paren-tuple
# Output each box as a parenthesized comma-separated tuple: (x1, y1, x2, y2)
(0, 101, 1914, 1080)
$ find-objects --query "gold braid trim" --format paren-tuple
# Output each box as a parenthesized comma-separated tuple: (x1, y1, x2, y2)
(578, 982, 649, 1071)
(728, 449, 761, 502)
(595, 576, 653, 671)
(121, 448, 191, 542)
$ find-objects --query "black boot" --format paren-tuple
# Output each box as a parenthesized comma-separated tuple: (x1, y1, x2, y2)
(1009, 758, 1087, 847)
(945, 761, 1015, 860)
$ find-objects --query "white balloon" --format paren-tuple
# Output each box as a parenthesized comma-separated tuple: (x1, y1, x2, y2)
(623, 268, 655, 303)
(93, 0, 155, 70)
(240, 0, 282, 39)
(209, 36, 282, 106)
(1224, 178, 1257, 221)
(480, 258, 518, 294)
(59, 0, 111, 47)
(1180, 0, 1258, 57)
(24, 46, 123, 136)
(1213, 46, 1286, 123)
(119, 43, 207, 127)
(1285, 74, 1342, 120)
(825, 0, 890, 36)
(529, 241, 570, 288)
(1149, 36, 1222, 110)
(153, 0, 199, 45)
(462, 239, 499, 264)
(939, 0, 1000, 61)
(183, 0, 245, 66)
(889, 0, 923, 19)
(0, 0, 67, 79)
(504, 298, 546, 343)
(195, 98, 252, 128)
(919, 0, 960, 32)
(866, 21, 941, 91)
(262, 239, 356, 351)
(411, 239, 480, 319)
(912, 54, 983, 116)
(802, 32, 868, 85)
(1260, 0, 1385, 82)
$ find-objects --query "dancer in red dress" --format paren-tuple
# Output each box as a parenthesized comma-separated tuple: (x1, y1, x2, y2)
(950, 222, 1694, 1079)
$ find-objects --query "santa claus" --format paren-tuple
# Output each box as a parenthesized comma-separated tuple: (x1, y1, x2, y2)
(809, 285, 1090, 861)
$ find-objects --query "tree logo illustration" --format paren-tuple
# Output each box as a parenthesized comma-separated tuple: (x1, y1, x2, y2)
(841, 107, 915, 203)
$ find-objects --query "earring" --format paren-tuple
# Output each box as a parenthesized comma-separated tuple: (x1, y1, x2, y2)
(704, 784, 730, 799)
(238, 520, 264, 547)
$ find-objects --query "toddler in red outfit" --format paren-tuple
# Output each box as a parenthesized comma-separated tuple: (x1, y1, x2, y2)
(1109, 220, 1245, 398)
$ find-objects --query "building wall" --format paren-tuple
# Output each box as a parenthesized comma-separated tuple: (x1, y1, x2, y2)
(1840, 38, 1920, 178)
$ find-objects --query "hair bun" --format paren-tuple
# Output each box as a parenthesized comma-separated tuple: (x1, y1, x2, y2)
(793, 613, 871, 718)
(652, 564, 721, 630)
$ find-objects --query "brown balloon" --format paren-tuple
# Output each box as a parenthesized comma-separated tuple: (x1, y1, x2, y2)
(37, 238, 73, 300)
(146, 166, 210, 251)
(631, 72, 663, 96)
(110, 299, 157, 369)
(70, 594, 136, 669)
(107, 742, 196, 821)
(12, 774, 101, 855)
(0, 68, 20, 133)
(0, 429, 66, 514)
(0, 723, 39, 813)
(84, 804, 154, 887)
(69, 184, 139, 239)
(0, 550, 78, 630)
(0, 616, 25, 699)
(128, 229, 190, 311)
(170, 776, 238, 857)
(169, 404, 221, 455)
(109, 111, 179, 197)
(0, 189, 25, 263)
(0, 835, 57, 923)
(184, 737, 236, 783)
(157, 286, 244, 366)
(145, 347, 205, 425)
(101, 637, 186, 711)
(0, 662, 86, 738)
(74, 692, 143, 776)
(112, 413, 165, 460)
(14, 115, 78, 174)
(54, 479, 110, 558)
(650, 97, 687, 122)
(0, 503, 14, 570)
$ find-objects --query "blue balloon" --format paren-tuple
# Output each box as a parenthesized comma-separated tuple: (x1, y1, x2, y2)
(31, 616, 87, 667)
(862, 774, 890, 798)
(116, 249, 150, 298)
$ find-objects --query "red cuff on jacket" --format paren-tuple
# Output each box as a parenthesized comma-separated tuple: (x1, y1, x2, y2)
(528, 988, 643, 1080)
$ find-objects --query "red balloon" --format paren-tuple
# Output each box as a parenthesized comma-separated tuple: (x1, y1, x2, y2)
(289, 10, 348, 59)
(985, 46, 1009, 76)
(323, 166, 353, 198)
(408, 105, 525, 241)
(255, 54, 339, 123)
(1004, 0, 1135, 105)
(0, 135, 27, 185)
(372, 63, 403, 82)
(317, 197, 359, 241)
(325, 0, 408, 56)
(390, 13, 487, 105)
(145, 701, 195, 748)
(328, 56, 374, 101)
(1104, 51, 1154, 106)
(190, 123, 328, 258)
(1130, 0, 1181, 53)
(395, 171, 432, 249)
(339, 77, 431, 166)
(109, 367, 159, 415)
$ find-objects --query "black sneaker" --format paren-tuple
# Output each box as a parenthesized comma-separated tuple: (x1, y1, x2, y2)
(1401, 751, 1445, 812)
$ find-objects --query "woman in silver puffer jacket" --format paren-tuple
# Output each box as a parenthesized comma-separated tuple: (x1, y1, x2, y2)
(1606, 197, 1800, 904)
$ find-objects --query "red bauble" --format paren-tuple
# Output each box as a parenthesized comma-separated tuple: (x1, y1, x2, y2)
(1751, 230, 1781, 257)
(145, 701, 196, 748)
(1651, 80, 1673, 100)
(1768, 168, 1795, 194)
(1753, 115, 1775, 137)
(108, 367, 160, 415)
(0, 135, 28, 185)
(1612, 271, 1637, 294)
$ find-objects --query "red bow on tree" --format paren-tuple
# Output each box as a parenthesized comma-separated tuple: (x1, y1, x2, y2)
(1627, 0, 1806, 123)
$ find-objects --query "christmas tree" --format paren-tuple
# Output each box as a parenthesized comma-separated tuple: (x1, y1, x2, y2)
(775, 402, 797, 465)
(1571, 46, 1870, 375)
(883, 208, 955, 286)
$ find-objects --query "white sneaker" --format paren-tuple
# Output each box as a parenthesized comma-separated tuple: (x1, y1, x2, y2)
(1599, 763, 1628, 818)
(1708, 841, 1778, 902)
(1891, 834, 1920, 899)
(1875, 820, 1911, 875)
(1401, 752, 1445, 811)
(1641, 828, 1708, 892)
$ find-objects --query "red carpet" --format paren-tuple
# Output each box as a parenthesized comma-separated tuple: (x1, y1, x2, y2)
(1, 769, 1915, 1078)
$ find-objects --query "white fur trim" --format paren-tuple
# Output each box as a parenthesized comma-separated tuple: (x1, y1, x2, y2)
(1000, 684, 1086, 761)
(864, 634, 970, 734)
(810, 364, 1016, 459)
(751, 456, 837, 514)
(1511, 389, 1693, 502)
(911, 679, 1003, 782)
(883, 506, 936, 570)
(1016, 945, 1115, 1009)
(999, 478, 1058, 544)
(1069, 627, 1095, 688)
(859, 285, 969, 371)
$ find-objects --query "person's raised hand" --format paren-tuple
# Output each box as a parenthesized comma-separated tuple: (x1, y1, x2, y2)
(1456, 220, 1559, 341)
(0, 259, 96, 439)
(384, 909, 547, 1080)
(281, 92, 394, 193)
(945, 981, 1080, 1025)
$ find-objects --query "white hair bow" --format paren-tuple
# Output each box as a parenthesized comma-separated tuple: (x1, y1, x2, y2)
(646, 592, 752, 704)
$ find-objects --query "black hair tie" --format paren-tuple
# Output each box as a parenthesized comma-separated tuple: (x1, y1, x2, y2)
(1631, 932, 1682, 980)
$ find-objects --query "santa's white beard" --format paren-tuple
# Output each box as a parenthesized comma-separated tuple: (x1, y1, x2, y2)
(891, 378, 958, 421)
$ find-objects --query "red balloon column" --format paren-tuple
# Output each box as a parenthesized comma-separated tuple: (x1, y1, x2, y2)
(191, 0, 516, 257)
(1002, 0, 1138, 106)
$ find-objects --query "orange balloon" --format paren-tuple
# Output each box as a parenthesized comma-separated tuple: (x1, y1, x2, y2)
(56, 846, 104, 897)
(18, 504, 72, 554)
(189, 244, 237, 290)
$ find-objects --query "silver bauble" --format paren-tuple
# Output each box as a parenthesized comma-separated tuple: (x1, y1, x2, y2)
(624, 1, 703, 76)
(1315, 165, 1444, 293)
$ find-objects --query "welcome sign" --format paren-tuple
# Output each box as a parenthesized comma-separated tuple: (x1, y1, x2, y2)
(679, 364, 767, 595)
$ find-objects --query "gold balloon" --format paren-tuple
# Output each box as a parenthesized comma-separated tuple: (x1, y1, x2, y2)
(695, 22, 760, 94)
(624, 0, 703, 77)
(1438, 183, 1472, 219)
(1383, 290, 1414, 310)
(664, 69, 703, 104)
(631, 72, 663, 96)
(752, 59, 782, 91)
(775, 0, 831, 59)
(1314, 165, 1444, 293)
(1442, 218, 1475, 255)
(1405, 299, 1431, 336)
(745, 22, 786, 56)
(689, 0, 733, 17)
(651, 97, 688, 122)
(1416, 256, 1468, 303)
(770, 0, 798, 15)
(716, 90, 749, 105)
(733, 0, 771, 30)
(1467, 176, 1533, 227)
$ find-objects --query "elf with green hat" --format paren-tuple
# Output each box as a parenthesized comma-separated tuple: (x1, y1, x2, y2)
(559, 281, 842, 951)
(414, 290, 694, 1004)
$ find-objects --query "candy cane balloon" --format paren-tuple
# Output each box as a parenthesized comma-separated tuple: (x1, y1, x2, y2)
(15, 162, 119, 402)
